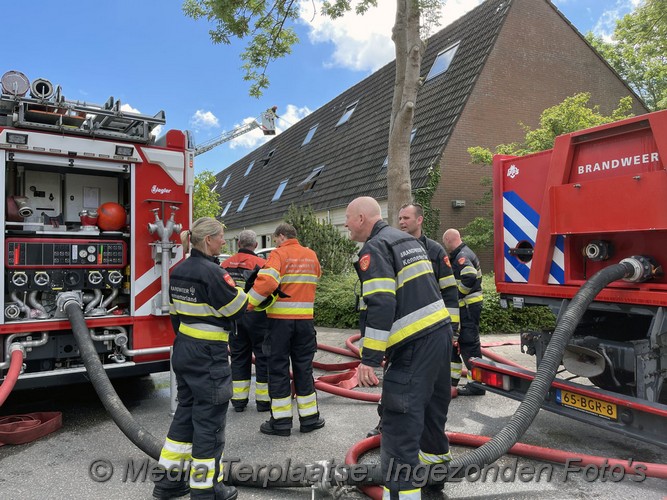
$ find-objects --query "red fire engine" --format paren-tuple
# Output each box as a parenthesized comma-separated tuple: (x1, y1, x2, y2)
(472, 109, 667, 446)
(0, 70, 193, 389)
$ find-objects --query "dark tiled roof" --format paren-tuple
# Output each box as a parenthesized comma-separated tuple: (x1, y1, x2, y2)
(215, 0, 511, 228)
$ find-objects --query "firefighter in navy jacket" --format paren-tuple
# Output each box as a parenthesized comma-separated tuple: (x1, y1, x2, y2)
(443, 228, 485, 396)
(346, 197, 453, 499)
(153, 217, 246, 500)
(220, 229, 270, 413)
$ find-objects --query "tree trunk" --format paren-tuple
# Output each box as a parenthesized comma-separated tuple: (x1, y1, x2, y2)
(386, 0, 424, 227)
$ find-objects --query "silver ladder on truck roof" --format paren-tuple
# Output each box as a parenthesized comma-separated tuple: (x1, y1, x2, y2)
(0, 88, 165, 144)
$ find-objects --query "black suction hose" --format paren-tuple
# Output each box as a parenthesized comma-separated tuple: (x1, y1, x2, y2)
(64, 260, 640, 490)
(65, 299, 163, 460)
(64, 298, 324, 488)
(446, 261, 636, 473)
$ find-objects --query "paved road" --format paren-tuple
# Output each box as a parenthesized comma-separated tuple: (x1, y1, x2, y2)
(0, 329, 665, 499)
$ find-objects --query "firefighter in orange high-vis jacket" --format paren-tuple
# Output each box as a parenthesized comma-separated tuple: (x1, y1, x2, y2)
(247, 223, 324, 436)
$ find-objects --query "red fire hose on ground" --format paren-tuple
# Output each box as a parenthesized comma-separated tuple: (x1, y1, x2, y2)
(313, 332, 667, 500)
(0, 346, 63, 446)
(0, 347, 24, 407)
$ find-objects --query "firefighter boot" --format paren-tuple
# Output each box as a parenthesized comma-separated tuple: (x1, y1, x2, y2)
(300, 417, 325, 433)
(213, 481, 238, 500)
(457, 384, 486, 396)
(151, 471, 190, 499)
(260, 417, 291, 436)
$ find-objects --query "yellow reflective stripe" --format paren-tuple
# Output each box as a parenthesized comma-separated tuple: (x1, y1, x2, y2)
(232, 380, 250, 399)
(362, 277, 396, 296)
(439, 275, 456, 288)
(365, 327, 390, 343)
(158, 437, 192, 469)
(447, 308, 460, 323)
(296, 392, 318, 417)
(258, 267, 280, 283)
(382, 487, 391, 500)
(460, 266, 478, 276)
(169, 302, 177, 314)
(271, 396, 293, 419)
(363, 336, 387, 353)
(179, 323, 229, 341)
(419, 450, 452, 464)
(388, 302, 449, 348)
(255, 382, 270, 402)
(172, 298, 221, 317)
(173, 290, 246, 318)
(190, 457, 215, 489)
(269, 302, 314, 316)
(218, 289, 247, 316)
(457, 281, 471, 295)
(397, 260, 433, 289)
(248, 288, 267, 306)
(281, 274, 319, 284)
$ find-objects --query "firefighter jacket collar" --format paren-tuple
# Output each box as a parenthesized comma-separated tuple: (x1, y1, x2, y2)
(190, 247, 218, 263)
(277, 238, 300, 248)
(237, 248, 257, 256)
(366, 220, 389, 243)
(448, 242, 467, 260)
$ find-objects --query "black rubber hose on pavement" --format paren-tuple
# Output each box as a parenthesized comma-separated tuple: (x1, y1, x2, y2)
(446, 261, 635, 474)
(65, 298, 328, 488)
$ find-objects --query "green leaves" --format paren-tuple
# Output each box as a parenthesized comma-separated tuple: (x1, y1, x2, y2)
(284, 204, 359, 275)
(193, 170, 223, 221)
(586, 0, 667, 111)
(183, 0, 302, 97)
(463, 93, 634, 251)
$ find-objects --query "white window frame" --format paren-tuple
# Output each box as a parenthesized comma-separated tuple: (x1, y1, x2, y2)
(336, 101, 359, 126)
(272, 179, 289, 201)
(426, 42, 460, 81)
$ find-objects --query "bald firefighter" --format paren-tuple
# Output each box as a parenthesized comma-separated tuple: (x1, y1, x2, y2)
(347, 197, 453, 499)
(443, 228, 486, 396)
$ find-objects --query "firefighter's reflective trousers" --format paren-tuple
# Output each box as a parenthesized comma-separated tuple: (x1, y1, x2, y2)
(158, 334, 232, 499)
(381, 324, 452, 500)
(456, 301, 483, 373)
(265, 318, 320, 431)
(230, 311, 270, 410)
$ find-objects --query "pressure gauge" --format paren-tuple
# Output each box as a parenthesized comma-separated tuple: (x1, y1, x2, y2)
(79, 249, 88, 258)
(87, 254, 96, 263)
(87, 245, 96, 254)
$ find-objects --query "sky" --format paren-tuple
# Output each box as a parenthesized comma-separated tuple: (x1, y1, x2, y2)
(2, 0, 641, 176)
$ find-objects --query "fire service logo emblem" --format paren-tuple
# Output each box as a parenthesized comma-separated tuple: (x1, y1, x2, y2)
(359, 254, 371, 272)
(507, 164, 519, 179)
(224, 274, 236, 288)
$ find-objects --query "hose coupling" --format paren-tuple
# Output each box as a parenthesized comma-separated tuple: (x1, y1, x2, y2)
(620, 255, 663, 283)
(56, 291, 83, 312)
(8, 343, 26, 356)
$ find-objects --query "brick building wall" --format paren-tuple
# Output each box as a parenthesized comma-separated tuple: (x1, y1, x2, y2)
(433, 0, 646, 270)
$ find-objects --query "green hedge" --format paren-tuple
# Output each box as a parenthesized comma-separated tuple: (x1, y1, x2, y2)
(314, 272, 556, 334)
(479, 274, 556, 334)
(314, 272, 360, 329)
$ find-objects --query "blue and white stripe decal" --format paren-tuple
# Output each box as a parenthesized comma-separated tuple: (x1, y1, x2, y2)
(548, 235, 565, 284)
(502, 191, 564, 284)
